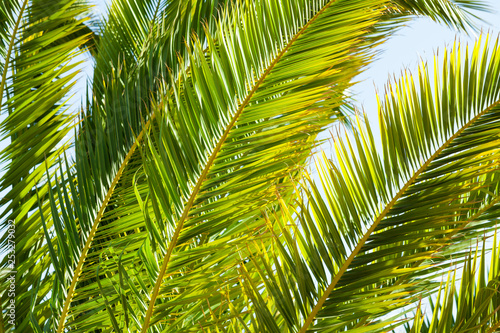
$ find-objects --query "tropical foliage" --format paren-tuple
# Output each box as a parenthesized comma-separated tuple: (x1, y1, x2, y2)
(0, 0, 499, 332)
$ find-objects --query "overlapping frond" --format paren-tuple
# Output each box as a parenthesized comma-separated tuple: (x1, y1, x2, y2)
(10, 1, 227, 330)
(232, 34, 500, 332)
(92, 0, 492, 331)
(394, 0, 488, 30)
(53, 0, 395, 331)
(78, 0, 231, 233)
(0, 0, 26, 103)
(91, 0, 227, 105)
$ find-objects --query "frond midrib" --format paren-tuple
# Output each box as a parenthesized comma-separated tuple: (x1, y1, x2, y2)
(141, 0, 341, 330)
(0, 0, 28, 107)
(56, 117, 154, 333)
(362, 179, 500, 322)
(57, 1, 191, 329)
(299, 97, 500, 332)
(57, 10, 212, 329)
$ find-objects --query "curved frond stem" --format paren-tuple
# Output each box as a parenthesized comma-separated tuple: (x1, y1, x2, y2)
(299, 97, 500, 333)
(57, 24, 212, 328)
(0, 0, 27, 108)
(56, 116, 154, 333)
(141, 0, 340, 330)
(364, 188, 500, 321)
(56, 4, 228, 330)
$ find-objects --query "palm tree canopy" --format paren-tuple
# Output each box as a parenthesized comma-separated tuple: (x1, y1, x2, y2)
(0, 0, 498, 332)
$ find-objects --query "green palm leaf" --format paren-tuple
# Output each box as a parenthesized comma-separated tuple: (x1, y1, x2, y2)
(3, 1, 227, 330)
(0, 1, 95, 331)
(394, 0, 488, 30)
(52, 1, 488, 332)
(237, 34, 500, 332)
(55, 0, 390, 330)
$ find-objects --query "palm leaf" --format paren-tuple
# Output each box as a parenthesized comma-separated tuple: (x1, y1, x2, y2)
(0, 1, 95, 330)
(394, 0, 488, 30)
(6, 1, 227, 330)
(59, 0, 491, 331)
(232, 33, 500, 332)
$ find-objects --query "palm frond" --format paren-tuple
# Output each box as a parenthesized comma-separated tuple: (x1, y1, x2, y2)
(91, 0, 227, 104)
(0, 1, 94, 331)
(231, 33, 500, 332)
(0, 0, 27, 102)
(394, 0, 488, 31)
(8, 1, 226, 330)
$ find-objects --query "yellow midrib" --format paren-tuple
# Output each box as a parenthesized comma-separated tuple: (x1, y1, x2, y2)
(56, 116, 154, 333)
(0, 0, 28, 107)
(56, 1, 175, 329)
(377, 172, 500, 312)
(140, 0, 339, 331)
(298, 99, 500, 333)
(56, 7, 211, 328)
